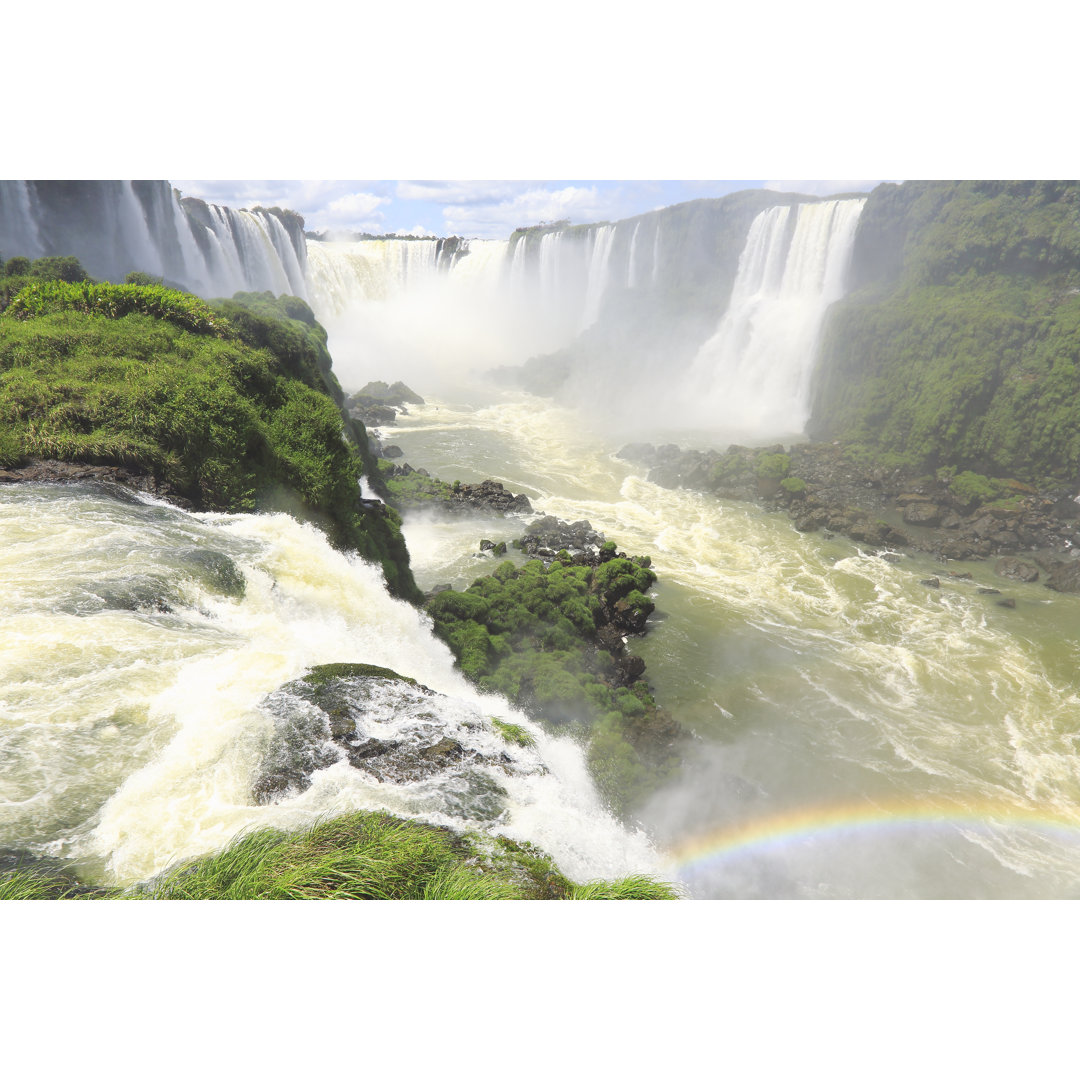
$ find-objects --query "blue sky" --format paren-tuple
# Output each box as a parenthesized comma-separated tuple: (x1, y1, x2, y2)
(168, 179, 885, 240)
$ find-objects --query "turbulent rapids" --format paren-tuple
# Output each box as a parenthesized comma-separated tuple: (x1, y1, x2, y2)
(386, 396, 1080, 898)
(0, 484, 660, 888)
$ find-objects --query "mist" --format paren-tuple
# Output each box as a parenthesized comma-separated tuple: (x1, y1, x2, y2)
(301, 194, 868, 452)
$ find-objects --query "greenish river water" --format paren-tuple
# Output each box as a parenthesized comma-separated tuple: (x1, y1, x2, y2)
(387, 390, 1080, 898)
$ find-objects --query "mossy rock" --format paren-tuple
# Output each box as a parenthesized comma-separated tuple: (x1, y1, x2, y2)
(301, 662, 419, 689)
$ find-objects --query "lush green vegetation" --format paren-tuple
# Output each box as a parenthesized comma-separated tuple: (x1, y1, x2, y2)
(1, 253, 91, 310)
(491, 718, 536, 747)
(0, 812, 678, 900)
(812, 181, 1080, 482)
(426, 557, 680, 813)
(377, 458, 456, 505)
(0, 271, 419, 600)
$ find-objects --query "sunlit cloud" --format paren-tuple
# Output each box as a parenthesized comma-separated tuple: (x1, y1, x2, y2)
(395, 181, 524, 206)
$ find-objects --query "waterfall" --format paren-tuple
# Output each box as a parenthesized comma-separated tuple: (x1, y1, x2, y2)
(305, 238, 469, 317)
(683, 198, 866, 440)
(579, 225, 616, 330)
(0, 181, 308, 300)
(303, 238, 536, 392)
(627, 222, 641, 288)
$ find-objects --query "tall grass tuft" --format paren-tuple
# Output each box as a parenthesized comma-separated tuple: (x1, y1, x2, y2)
(146, 812, 478, 900)
(0, 867, 111, 900)
(569, 875, 681, 900)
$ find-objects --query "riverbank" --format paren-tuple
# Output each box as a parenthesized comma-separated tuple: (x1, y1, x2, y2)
(618, 439, 1080, 590)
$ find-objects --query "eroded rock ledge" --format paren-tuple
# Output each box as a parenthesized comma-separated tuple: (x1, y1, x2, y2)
(0, 458, 196, 507)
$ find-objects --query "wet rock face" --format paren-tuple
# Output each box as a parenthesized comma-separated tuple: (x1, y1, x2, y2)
(251, 666, 544, 824)
(516, 515, 606, 559)
(0, 459, 195, 508)
(451, 480, 532, 515)
(1043, 558, 1080, 593)
(994, 557, 1040, 583)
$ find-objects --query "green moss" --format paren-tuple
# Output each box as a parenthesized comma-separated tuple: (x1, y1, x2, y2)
(756, 452, 791, 480)
(426, 554, 676, 814)
(780, 475, 807, 494)
(949, 470, 1005, 508)
(301, 662, 418, 689)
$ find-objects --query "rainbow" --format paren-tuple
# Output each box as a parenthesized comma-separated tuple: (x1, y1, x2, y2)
(665, 798, 1080, 878)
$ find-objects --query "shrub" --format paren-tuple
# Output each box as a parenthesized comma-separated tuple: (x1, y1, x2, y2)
(3, 256, 31, 277)
(756, 452, 791, 479)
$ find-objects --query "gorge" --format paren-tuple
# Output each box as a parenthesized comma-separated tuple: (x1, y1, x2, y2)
(3, 180, 1080, 899)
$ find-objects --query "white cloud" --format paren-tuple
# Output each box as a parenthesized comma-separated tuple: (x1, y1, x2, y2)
(442, 185, 605, 238)
(395, 181, 524, 205)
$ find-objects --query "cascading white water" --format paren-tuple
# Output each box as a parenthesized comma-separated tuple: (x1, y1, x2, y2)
(627, 222, 641, 288)
(0, 181, 308, 300)
(0, 484, 661, 887)
(580, 225, 616, 330)
(684, 198, 865, 441)
(305, 237, 571, 391)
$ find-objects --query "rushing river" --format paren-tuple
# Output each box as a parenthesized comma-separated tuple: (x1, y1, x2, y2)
(385, 390, 1080, 899)
(0, 483, 661, 889)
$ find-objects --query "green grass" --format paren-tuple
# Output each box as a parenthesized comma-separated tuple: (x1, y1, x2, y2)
(0, 866, 113, 900)
(569, 875, 680, 900)
(129, 811, 678, 900)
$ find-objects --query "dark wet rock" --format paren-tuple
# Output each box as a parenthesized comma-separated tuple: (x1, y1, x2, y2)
(1044, 558, 1080, 593)
(179, 548, 246, 597)
(345, 737, 400, 764)
(251, 696, 340, 804)
(252, 665, 525, 811)
(921, 577, 941, 588)
(947, 570, 973, 580)
(994, 557, 1039, 583)
(419, 737, 465, 765)
(879, 551, 903, 563)
(382, 444, 404, 459)
(516, 515, 606, 559)
(902, 500, 943, 526)
(349, 401, 397, 427)
(450, 480, 532, 515)
(0, 458, 195, 508)
(977, 587, 1002, 594)
(479, 539, 495, 551)
(997, 597, 1017, 609)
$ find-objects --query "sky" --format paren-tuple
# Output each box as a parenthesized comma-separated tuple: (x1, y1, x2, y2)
(167, 179, 885, 240)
